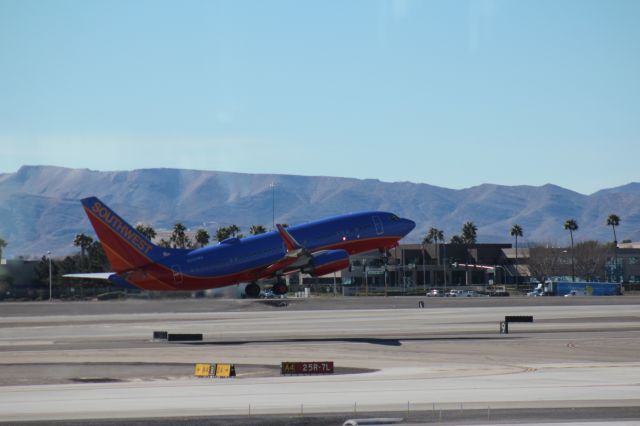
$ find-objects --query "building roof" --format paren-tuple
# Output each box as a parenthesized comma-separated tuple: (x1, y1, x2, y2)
(501, 248, 530, 259)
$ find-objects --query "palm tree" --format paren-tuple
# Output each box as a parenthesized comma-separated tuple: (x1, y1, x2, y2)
(249, 225, 267, 235)
(461, 222, 478, 244)
(73, 233, 94, 270)
(450, 235, 464, 244)
(228, 224, 243, 239)
(421, 227, 441, 288)
(170, 223, 192, 249)
(135, 224, 157, 241)
(215, 227, 232, 242)
(0, 237, 7, 261)
(425, 227, 444, 264)
(195, 229, 210, 248)
(563, 219, 578, 282)
(422, 227, 438, 244)
(460, 221, 478, 275)
(422, 233, 434, 245)
(510, 224, 523, 289)
(87, 240, 108, 272)
(607, 214, 621, 282)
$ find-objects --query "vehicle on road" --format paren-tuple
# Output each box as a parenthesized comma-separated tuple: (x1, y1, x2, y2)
(487, 285, 510, 297)
(528, 281, 621, 297)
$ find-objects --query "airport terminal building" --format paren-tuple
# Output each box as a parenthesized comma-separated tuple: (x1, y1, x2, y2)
(292, 242, 640, 295)
(293, 243, 512, 295)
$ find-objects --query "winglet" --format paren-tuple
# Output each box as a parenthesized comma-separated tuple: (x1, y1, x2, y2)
(276, 224, 302, 252)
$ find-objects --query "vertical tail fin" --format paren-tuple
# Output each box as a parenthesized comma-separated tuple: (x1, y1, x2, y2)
(81, 197, 169, 273)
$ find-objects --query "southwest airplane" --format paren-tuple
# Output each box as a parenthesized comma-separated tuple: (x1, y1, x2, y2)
(69, 196, 415, 297)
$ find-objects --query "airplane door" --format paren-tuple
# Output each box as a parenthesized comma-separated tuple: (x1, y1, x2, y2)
(172, 265, 183, 285)
(373, 216, 384, 235)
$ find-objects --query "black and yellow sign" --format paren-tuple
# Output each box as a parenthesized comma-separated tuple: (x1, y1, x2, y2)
(194, 363, 236, 378)
(215, 363, 232, 378)
(281, 361, 334, 375)
(194, 363, 212, 377)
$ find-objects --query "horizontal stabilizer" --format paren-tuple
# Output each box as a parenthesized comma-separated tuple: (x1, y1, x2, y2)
(64, 272, 139, 289)
(64, 273, 115, 280)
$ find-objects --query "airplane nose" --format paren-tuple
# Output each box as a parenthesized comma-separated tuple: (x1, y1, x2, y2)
(402, 218, 416, 235)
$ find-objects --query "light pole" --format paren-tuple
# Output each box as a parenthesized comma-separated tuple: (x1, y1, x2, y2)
(443, 244, 447, 292)
(333, 271, 337, 297)
(269, 182, 276, 230)
(494, 265, 505, 285)
(47, 251, 52, 302)
(202, 221, 219, 239)
(202, 221, 219, 229)
(364, 267, 368, 296)
(421, 244, 426, 293)
(384, 265, 388, 297)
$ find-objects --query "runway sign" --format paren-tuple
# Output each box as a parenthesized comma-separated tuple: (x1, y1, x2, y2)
(168, 333, 203, 341)
(281, 361, 334, 375)
(153, 331, 168, 340)
(505, 315, 534, 323)
(194, 363, 211, 377)
(194, 363, 236, 378)
(214, 363, 236, 378)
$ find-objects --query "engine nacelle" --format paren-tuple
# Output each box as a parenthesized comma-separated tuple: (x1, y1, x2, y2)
(302, 249, 350, 277)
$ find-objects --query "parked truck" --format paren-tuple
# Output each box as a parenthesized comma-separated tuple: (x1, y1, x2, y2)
(527, 280, 622, 297)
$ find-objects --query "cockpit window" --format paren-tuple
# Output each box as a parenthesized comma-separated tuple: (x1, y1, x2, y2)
(390, 214, 400, 221)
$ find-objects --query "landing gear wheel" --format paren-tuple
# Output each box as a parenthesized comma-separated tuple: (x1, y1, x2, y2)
(272, 281, 289, 295)
(245, 283, 260, 298)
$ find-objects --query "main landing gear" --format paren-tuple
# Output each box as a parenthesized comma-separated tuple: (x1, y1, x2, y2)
(272, 279, 289, 296)
(245, 279, 289, 299)
(245, 282, 261, 298)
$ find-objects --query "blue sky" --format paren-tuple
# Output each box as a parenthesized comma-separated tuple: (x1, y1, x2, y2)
(1, 0, 638, 194)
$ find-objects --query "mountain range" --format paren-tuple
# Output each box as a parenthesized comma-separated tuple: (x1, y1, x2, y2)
(0, 165, 638, 258)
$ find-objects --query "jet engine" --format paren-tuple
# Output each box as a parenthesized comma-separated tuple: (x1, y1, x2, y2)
(302, 249, 350, 277)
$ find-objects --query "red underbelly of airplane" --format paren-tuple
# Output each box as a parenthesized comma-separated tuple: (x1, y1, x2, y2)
(324, 236, 400, 254)
(127, 267, 254, 291)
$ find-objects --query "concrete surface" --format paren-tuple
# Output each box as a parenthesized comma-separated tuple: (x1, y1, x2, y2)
(1, 296, 640, 424)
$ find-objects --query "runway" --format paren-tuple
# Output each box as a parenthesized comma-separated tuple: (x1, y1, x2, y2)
(1, 297, 640, 424)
